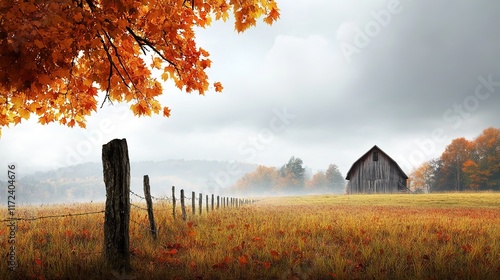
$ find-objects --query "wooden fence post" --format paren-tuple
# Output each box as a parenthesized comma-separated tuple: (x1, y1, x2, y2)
(102, 138, 131, 272)
(143, 175, 157, 240)
(191, 191, 195, 215)
(180, 189, 187, 221)
(217, 195, 219, 209)
(199, 193, 202, 215)
(206, 195, 209, 213)
(172, 186, 176, 220)
(211, 194, 214, 210)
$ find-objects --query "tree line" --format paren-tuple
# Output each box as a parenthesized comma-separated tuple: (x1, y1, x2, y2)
(230, 156, 346, 195)
(411, 127, 500, 192)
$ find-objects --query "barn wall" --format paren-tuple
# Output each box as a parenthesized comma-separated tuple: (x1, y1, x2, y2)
(348, 151, 406, 194)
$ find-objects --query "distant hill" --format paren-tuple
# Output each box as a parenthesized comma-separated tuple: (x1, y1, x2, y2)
(0, 160, 257, 204)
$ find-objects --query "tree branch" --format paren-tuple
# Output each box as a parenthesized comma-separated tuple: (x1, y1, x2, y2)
(102, 31, 137, 89)
(97, 31, 131, 108)
(126, 27, 178, 68)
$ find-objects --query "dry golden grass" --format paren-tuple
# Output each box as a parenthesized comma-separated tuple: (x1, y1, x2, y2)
(1, 193, 499, 279)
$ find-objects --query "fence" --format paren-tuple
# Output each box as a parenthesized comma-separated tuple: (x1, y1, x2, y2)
(128, 176, 256, 240)
(0, 209, 105, 223)
(2, 138, 255, 275)
(101, 139, 258, 272)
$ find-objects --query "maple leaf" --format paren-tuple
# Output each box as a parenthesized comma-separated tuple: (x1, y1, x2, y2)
(238, 254, 248, 265)
(163, 106, 171, 117)
(73, 12, 83, 22)
(263, 262, 271, 269)
(214, 82, 223, 92)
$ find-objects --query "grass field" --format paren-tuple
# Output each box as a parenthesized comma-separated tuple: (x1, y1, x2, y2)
(1, 193, 500, 279)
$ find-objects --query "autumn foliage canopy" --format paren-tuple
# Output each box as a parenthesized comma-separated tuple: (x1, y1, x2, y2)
(0, 0, 280, 135)
(411, 127, 500, 192)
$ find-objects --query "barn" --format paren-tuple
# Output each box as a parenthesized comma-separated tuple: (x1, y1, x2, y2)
(345, 145, 409, 194)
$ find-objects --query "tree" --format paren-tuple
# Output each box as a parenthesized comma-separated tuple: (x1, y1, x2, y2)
(462, 127, 500, 190)
(278, 156, 306, 190)
(0, 0, 280, 136)
(409, 161, 434, 193)
(440, 137, 471, 191)
(232, 165, 279, 195)
(306, 164, 345, 194)
(472, 127, 500, 190)
(462, 159, 489, 191)
(428, 158, 449, 192)
(305, 171, 327, 192)
(324, 164, 345, 193)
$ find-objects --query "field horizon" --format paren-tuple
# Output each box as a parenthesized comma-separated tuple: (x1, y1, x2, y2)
(1, 193, 499, 279)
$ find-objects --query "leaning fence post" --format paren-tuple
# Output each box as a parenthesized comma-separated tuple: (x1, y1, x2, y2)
(102, 138, 131, 272)
(172, 186, 176, 220)
(143, 175, 157, 240)
(180, 189, 187, 221)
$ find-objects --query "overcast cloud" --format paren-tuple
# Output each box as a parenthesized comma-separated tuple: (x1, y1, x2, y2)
(1, 0, 500, 183)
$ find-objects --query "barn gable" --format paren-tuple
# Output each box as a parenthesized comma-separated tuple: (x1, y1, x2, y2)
(345, 145, 409, 194)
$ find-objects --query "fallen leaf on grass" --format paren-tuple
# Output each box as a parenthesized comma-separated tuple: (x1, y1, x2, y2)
(238, 254, 248, 265)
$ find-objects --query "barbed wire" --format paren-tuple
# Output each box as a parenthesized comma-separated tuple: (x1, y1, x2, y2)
(0, 195, 254, 224)
(151, 194, 172, 202)
(130, 203, 148, 211)
(0, 210, 105, 223)
(130, 190, 146, 200)
(131, 190, 173, 203)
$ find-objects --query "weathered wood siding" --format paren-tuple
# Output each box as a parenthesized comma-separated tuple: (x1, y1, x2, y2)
(347, 149, 407, 194)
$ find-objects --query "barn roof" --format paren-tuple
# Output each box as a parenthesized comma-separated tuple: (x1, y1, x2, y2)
(345, 145, 408, 180)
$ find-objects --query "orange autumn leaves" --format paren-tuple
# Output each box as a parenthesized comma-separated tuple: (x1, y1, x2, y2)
(410, 127, 500, 191)
(0, 0, 280, 134)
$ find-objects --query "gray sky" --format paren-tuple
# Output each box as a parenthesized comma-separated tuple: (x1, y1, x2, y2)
(1, 0, 500, 183)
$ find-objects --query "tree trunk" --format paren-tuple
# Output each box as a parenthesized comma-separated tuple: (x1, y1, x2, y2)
(102, 139, 131, 272)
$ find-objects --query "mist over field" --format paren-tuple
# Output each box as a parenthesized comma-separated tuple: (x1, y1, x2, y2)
(0, 160, 258, 204)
